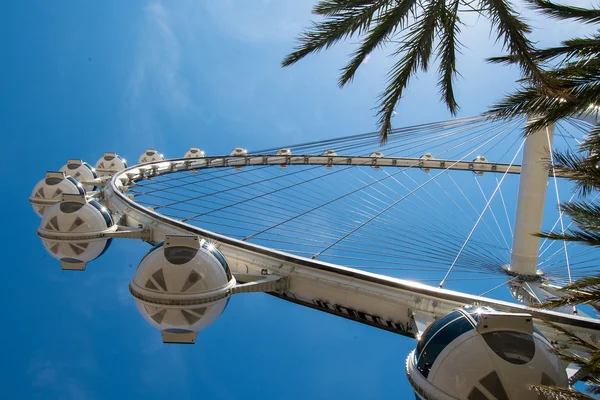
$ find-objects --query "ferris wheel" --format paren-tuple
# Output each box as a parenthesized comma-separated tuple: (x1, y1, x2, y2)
(30, 115, 600, 399)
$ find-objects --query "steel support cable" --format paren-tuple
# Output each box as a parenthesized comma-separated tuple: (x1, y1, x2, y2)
(134, 163, 274, 191)
(557, 122, 580, 151)
(139, 125, 510, 266)
(278, 125, 494, 217)
(271, 204, 509, 264)
(279, 226, 503, 266)
(275, 247, 504, 273)
(538, 194, 577, 258)
(242, 199, 500, 265)
(154, 164, 333, 209)
(347, 171, 507, 264)
(135, 188, 319, 229)
(479, 276, 520, 297)
(188, 157, 437, 226)
(131, 163, 273, 194)
(270, 161, 512, 264)
(434, 120, 524, 255)
(241, 244, 502, 273)
(382, 170, 508, 262)
(446, 173, 508, 259)
(563, 118, 593, 139)
(250, 215, 509, 266)
(323, 260, 504, 274)
(139, 117, 510, 205)
(546, 128, 574, 286)
(541, 247, 598, 270)
(338, 169, 470, 246)
(495, 177, 514, 240)
(138, 184, 503, 261)
(364, 119, 524, 259)
(309, 129, 511, 260)
(253, 115, 487, 154)
(473, 176, 511, 253)
(415, 276, 507, 283)
(137, 152, 510, 272)
(326, 119, 491, 155)
(545, 252, 600, 271)
(137, 123, 498, 214)
(539, 244, 575, 268)
(251, 238, 500, 272)
(496, 133, 525, 162)
(446, 175, 508, 260)
(439, 138, 526, 288)
(549, 249, 600, 268)
(373, 123, 497, 158)
(359, 168, 478, 245)
(138, 167, 366, 223)
(134, 119, 516, 276)
(395, 171, 480, 235)
(308, 248, 504, 271)
(257, 120, 480, 159)
(429, 176, 500, 250)
(165, 159, 406, 213)
(538, 192, 599, 260)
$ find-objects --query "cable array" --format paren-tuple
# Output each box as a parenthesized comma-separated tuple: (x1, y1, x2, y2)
(129, 116, 598, 299)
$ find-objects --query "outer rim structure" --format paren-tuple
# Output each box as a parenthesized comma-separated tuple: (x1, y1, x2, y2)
(104, 156, 600, 350)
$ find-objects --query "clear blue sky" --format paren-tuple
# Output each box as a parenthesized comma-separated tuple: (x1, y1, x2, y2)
(3, 1, 593, 399)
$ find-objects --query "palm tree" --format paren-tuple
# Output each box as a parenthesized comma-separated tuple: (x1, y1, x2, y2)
(488, 3, 600, 397)
(284, 1, 600, 396)
(487, 0, 600, 133)
(531, 130, 600, 396)
(282, 0, 555, 142)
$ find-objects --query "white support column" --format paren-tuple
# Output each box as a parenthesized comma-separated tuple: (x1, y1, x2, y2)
(509, 122, 554, 277)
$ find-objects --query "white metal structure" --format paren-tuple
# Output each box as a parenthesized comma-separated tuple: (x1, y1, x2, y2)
(30, 115, 600, 397)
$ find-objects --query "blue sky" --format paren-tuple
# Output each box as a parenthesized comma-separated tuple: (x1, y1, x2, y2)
(3, 1, 596, 399)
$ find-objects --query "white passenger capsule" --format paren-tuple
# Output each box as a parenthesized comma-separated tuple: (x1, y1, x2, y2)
(275, 148, 292, 168)
(229, 148, 247, 170)
(473, 155, 488, 176)
(36, 193, 115, 270)
(59, 159, 98, 191)
(184, 148, 205, 158)
(420, 153, 435, 173)
(29, 172, 86, 217)
(130, 235, 236, 344)
(95, 152, 128, 177)
(370, 151, 384, 170)
(406, 307, 568, 400)
(138, 149, 164, 164)
(322, 149, 337, 168)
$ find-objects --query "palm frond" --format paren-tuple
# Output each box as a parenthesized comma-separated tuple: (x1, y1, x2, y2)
(282, 1, 391, 67)
(536, 280, 600, 312)
(481, 0, 553, 88)
(553, 276, 600, 293)
(313, 0, 384, 16)
(437, 0, 461, 114)
(339, 0, 419, 87)
(527, 0, 600, 24)
(539, 37, 600, 64)
(487, 65, 600, 133)
(584, 378, 600, 395)
(376, 0, 445, 142)
(540, 321, 599, 354)
(488, 35, 600, 69)
(552, 151, 600, 195)
(529, 384, 595, 400)
(536, 229, 600, 247)
(580, 123, 600, 154)
(558, 201, 600, 231)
